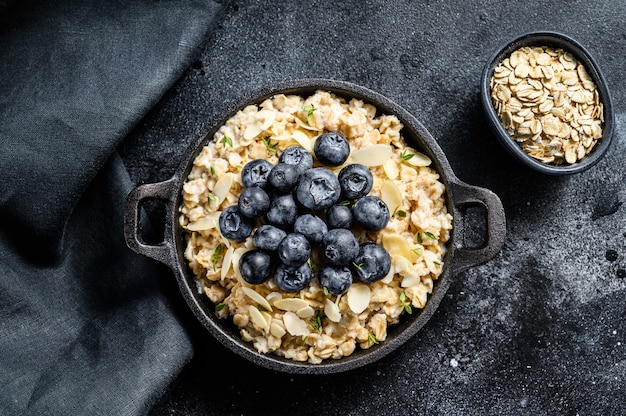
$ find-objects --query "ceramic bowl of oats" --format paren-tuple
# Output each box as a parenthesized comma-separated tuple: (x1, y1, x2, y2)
(481, 31, 614, 175)
(125, 79, 506, 374)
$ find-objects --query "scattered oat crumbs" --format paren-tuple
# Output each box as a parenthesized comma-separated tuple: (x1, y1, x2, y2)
(490, 46, 604, 165)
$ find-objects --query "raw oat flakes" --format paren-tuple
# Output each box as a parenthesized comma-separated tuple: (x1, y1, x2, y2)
(490, 46, 604, 165)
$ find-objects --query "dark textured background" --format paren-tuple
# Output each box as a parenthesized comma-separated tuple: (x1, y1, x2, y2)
(119, 1, 626, 414)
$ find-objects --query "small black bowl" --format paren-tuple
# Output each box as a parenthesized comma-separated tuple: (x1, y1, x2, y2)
(480, 31, 614, 175)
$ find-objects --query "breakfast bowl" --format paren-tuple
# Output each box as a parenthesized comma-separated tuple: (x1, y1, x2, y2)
(480, 31, 614, 175)
(124, 78, 506, 374)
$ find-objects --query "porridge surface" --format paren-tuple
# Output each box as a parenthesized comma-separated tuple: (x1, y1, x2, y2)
(179, 90, 452, 363)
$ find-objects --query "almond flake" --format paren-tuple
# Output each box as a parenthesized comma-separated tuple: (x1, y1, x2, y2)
(220, 246, 235, 280)
(296, 305, 315, 319)
(270, 321, 286, 338)
(273, 298, 310, 312)
(186, 212, 220, 231)
(324, 298, 341, 323)
(213, 173, 234, 202)
(347, 284, 371, 314)
(403, 150, 432, 167)
(248, 305, 269, 331)
(350, 144, 393, 166)
(240, 286, 272, 312)
(283, 311, 310, 336)
(380, 180, 403, 216)
(292, 129, 313, 152)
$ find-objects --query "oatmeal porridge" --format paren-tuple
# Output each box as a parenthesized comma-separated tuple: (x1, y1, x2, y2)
(178, 90, 453, 363)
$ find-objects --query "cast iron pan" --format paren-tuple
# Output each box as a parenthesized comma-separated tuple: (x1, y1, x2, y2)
(124, 79, 506, 374)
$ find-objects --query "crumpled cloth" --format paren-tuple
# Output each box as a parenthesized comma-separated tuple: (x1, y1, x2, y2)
(0, 1, 225, 414)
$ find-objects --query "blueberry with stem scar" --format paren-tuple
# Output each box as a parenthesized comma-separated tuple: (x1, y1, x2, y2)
(296, 168, 341, 211)
(338, 164, 373, 200)
(241, 159, 274, 189)
(268, 163, 300, 193)
(274, 262, 313, 292)
(279, 145, 314, 176)
(219, 205, 255, 242)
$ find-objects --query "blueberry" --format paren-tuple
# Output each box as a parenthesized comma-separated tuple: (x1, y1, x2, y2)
(352, 242, 391, 283)
(317, 264, 353, 295)
(277, 233, 311, 267)
(241, 159, 274, 189)
(353, 196, 390, 231)
(252, 224, 286, 252)
(279, 146, 314, 176)
(322, 228, 359, 265)
(266, 193, 299, 228)
(338, 164, 373, 200)
(218, 206, 255, 242)
(239, 249, 273, 284)
(296, 168, 341, 211)
(237, 186, 270, 218)
(326, 204, 353, 229)
(313, 132, 350, 167)
(268, 163, 300, 193)
(293, 214, 328, 245)
(273, 262, 313, 292)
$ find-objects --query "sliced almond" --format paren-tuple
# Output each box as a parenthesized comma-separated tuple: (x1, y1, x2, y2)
(283, 311, 310, 336)
(257, 109, 276, 131)
(291, 129, 313, 152)
(404, 150, 431, 167)
(260, 311, 272, 328)
(347, 284, 371, 314)
(243, 122, 263, 141)
(273, 297, 310, 312)
(231, 248, 248, 280)
(240, 286, 272, 312)
(270, 321, 286, 338)
(382, 234, 413, 260)
(186, 212, 221, 231)
(295, 116, 321, 131)
(401, 274, 422, 288)
(393, 255, 411, 273)
(247, 305, 269, 331)
(350, 144, 393, 166)
(213, 172, 234, 202)
(380, 180, 403, 216)
(383, 159, 399, 180)
(296, 305, 315, 319)
(324, 298, 341, 323)
(220, 245, 235, 280)
(266, 292, 282, 304)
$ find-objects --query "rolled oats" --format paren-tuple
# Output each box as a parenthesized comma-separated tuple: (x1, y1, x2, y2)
(490, 46, 604, 165)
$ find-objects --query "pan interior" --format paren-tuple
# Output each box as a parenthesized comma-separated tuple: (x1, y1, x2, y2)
(170, 79, 459, 373)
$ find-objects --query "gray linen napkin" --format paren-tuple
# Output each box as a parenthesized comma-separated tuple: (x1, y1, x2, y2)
(0, 1, 225, 414)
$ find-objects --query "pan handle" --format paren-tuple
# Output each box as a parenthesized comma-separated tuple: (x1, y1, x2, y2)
(448, 181, 506, 273)
(124, 177, 178, 269)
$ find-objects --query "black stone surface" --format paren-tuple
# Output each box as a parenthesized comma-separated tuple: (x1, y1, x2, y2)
(119, 0, 626, 414)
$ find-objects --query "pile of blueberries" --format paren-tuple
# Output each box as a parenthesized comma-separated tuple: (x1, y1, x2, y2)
(218, 132, 392, 295)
